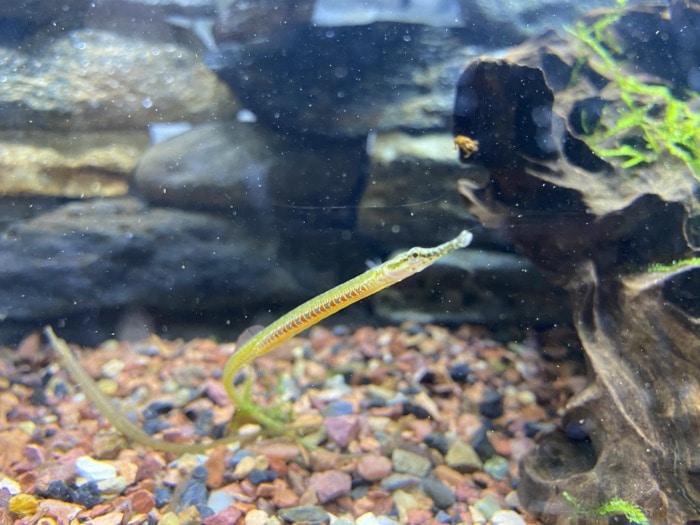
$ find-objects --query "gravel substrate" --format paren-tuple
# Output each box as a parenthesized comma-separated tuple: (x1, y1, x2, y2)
(0, 323, 584, 524)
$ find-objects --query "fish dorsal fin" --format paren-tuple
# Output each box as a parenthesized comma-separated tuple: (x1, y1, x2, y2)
(236, 325, 265, 347)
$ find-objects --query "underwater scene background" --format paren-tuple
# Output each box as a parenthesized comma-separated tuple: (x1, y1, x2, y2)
(0, 0, 699, 524)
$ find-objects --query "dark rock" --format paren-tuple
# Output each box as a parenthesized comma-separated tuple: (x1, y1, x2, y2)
(403, 401, 431, 420)
(210, 0, 615, 138)
(0, 198, 304, 343)
(195, 504, 215, 518)
(449, 362, 470, 384)
(143, 400, 174, 419)
(191, 409, 214, 437)
(227, 450, 255, 469)
(563, 419, 590, 441)
(421, 477, 456, 510)
(522, 421, 549, 439)
(423, 433, 449, 456)
(53, 381, 70, 398)
(209, 25, 464, 138)
(190, 466, 208, 482)
(248, 469, 277, 486)
(471, 423, 495, 461)
(478, 389, 504, 419)
(43, 480, 73, 502)
(380, 473, 420, 492)
(142, 418, 170, 436)
(72, 481, 102, 508)
(154, 487, 171, 508)
(177, 466, 209, 512)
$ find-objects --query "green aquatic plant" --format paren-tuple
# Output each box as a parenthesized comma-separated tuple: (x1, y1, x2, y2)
(647, 257, 700, 273)
(47, 230, 473, 454)
(569, 0, 700, 177)
(563, 491, 649, 525)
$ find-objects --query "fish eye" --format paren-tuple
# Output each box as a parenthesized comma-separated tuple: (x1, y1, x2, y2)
(410, 249, 420, 259)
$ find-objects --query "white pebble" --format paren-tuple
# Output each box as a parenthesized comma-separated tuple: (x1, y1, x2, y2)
(491, 509, 527, 525)
(100, 358, 125, 378)
(0, 476, 21, 495)
(355, 513, 381, 525)
(75, 455, 117, 482)
(244, 509, 269, 525)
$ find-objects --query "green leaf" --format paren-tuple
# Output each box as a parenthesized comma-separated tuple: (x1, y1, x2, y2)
(596, 498, 649, 525)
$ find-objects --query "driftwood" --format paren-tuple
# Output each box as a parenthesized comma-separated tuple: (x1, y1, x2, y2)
(452, 2, 700, 522)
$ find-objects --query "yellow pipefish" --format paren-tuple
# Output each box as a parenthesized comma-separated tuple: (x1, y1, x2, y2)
(47, 229, 472, 453)
(222, 229, 473, 402)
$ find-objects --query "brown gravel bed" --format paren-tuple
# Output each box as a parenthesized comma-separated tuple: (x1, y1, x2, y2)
(0, 323, 584, 524)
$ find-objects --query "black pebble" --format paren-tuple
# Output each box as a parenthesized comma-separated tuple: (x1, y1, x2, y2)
(423, 433, 449, 455)
(44, 480, 73, 502)
(478, 389, 503, 419)
(177, 466, 209, 511)
(29, 388, 47, 406)
(193, 410, 214, 436)
(421, 477, 456, 509)
(523, 420, 544, 438)
(406, 324, 425, 336)
(471, 424, 496, 460)
(196, 504, 215, 518)
(72, 481, 102, 508)
(53, 381, 70, 398)
(416, 368, 437, 385)
(248, 469, 277, 485)
(154, 487, 171, 508)
(449, 362, 470, 383)
(143, 417, 170, 435)
(191, 465, 208, 481)
(403, 401, 431, 420)
(363, 396, 387, 409)
(211, 422, 228, 439)
(564, 419, 590, 441)
(227, 450, 255, 469)
(143, 400, 174, 419)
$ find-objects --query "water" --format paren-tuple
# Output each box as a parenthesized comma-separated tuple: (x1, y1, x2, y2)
(0, 0, 698, 522)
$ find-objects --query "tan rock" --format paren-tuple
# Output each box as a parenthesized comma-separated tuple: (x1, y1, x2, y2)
(0, 29, 236, 131)
(127, 489, 155, 514)
(204, 447, 228, 489)
(90, 511, 125, 525)
(0, 429, 30, 474)
(0, 131, 148, 197)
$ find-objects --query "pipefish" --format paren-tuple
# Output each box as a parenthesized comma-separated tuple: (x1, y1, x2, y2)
(222, 230, 473, 399)
(46, 229, 473, 454)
